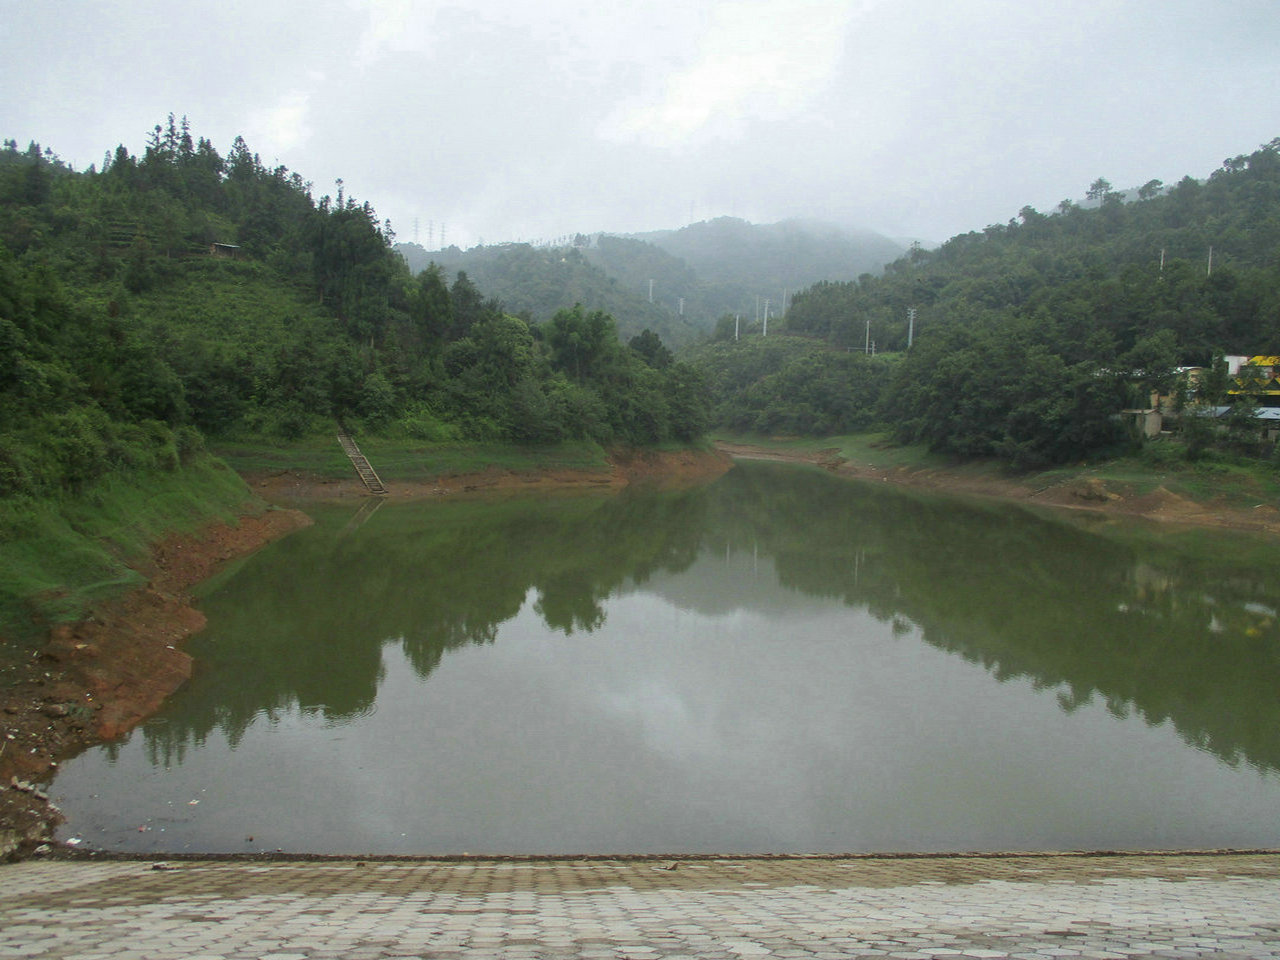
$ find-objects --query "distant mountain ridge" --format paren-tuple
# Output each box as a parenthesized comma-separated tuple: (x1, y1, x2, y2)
(395, 217, 905, 346)
(395, 240, 701, 347)
(626, 216, 905, 314)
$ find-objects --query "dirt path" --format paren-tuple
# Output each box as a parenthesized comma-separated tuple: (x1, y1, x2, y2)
(715, 441, 1280, 536)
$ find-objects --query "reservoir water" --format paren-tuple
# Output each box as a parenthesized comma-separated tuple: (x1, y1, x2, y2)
(53, 461, 1280, 854)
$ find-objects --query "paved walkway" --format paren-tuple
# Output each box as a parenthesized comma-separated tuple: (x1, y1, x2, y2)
(2, 854, 1279, 959)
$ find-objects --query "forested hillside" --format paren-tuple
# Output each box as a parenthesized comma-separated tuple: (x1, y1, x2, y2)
(689, 337, 892, 437)
(0, 118, 707, 501)
(8, 115, 1279, 493)
(693, 139, 1280, 468)
(785, 157, 1280, 357)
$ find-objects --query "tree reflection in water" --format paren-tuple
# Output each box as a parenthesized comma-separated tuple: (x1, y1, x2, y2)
(135, 462, 1280, 775)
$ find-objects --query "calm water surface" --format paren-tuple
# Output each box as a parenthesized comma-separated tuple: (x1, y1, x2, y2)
(53, 462, 1280, 853)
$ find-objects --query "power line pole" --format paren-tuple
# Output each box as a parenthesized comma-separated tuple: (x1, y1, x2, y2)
(1207, 246, 1214, 276)
(763, 299, 770, 336)
(648, 279, 654, 303)
(865, 319, 870, 355)
(907, 307, 917, 349)
(678, 297, 685, 316)
(735, 315, 740, 341)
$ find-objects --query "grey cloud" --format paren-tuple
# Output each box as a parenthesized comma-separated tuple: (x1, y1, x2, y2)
(3, 0, 1278, 249)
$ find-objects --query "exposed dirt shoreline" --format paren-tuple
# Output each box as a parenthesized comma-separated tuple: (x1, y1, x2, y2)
(243, 445, 735, 502)
(715, 441, 1280, 537)
(0, 508, 313, 860)
(0, 448, 732, 859)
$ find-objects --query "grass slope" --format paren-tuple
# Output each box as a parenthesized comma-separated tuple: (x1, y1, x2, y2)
(211, 436, 614, 481)
(715, 429, 1280, 511)
(0, 455, 258, 648)
(120, 258, 332, 344)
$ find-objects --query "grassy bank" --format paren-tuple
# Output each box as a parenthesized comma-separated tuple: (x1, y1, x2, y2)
(713, 430, 1280, 511)
(211, 436, 615, 481)
(1022, 445, 1280, 511)
(2, 433, 706, 649)
(0, 455, 258, 648)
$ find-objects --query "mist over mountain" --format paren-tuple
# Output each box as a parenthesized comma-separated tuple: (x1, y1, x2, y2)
(395, 240, 701, 347)
(396, 217, 904, 344)
(629, 217, 905, 314)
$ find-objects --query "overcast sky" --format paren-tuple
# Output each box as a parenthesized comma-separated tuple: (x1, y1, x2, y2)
(5, 0, 1279, 248)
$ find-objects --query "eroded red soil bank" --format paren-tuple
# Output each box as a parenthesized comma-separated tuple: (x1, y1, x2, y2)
(1, 508, 310, 859)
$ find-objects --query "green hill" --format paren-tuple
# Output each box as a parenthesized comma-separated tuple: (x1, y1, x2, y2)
(0, 118, 713, 630)
(692, 139, 1280, 469)
(784, 160, 1280, 359)
(1, 118, 708, 475)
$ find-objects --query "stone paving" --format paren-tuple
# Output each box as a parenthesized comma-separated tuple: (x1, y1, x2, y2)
(2, 853, 1279, 959)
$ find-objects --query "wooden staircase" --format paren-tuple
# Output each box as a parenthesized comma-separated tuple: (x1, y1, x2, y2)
(337, 430, 388, 496)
